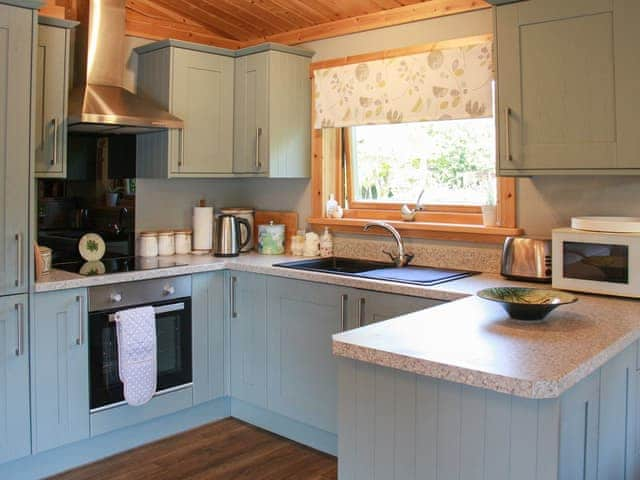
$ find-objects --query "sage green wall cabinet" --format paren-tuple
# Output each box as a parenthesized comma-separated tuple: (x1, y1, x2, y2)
(0, 295, 30, 464)
(32, 289, 89, 453)
(0, 4, 35, 296)
(229, 272, 268, 408)
(495, 0, 640, 175)
(233, 45, 313, 177)
(192, 271, 226, 405)
(34, 17, 77, 178)
(136, 41, 235, 178)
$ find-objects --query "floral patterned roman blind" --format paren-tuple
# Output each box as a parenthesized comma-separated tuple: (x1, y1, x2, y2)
(313, 41, 494, 129)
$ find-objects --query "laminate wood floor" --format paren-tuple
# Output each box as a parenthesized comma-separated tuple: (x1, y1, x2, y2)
(49, 418, 337, 480)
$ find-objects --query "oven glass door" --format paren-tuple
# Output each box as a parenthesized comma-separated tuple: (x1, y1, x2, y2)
(89, 298, 192, 410)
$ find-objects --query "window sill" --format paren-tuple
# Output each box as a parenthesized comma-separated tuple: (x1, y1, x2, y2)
(308, 217, 524, 244)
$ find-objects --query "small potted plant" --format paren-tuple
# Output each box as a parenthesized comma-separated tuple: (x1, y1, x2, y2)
(105, 186, 120, 207)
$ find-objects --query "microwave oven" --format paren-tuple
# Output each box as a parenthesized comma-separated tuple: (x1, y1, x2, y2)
(552, 228, 640, 298)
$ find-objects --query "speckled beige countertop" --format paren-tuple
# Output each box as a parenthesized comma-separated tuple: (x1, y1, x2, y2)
(35, 253, 640, 400)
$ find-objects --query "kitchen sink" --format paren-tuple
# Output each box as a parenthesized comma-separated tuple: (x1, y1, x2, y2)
(274, 257, 476, 286)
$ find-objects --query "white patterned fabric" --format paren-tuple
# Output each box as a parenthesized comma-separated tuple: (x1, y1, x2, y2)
(115, 306, 157, 406)
(313, 41, 494, 129)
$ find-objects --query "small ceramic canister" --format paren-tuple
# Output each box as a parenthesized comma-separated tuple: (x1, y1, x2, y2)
(157, 230, 175, 256)
(39, 246, 52, 274)
(258, 221, 285, 255)
(303, 232, 320, 257)
(174, 229, 192, 255)
(139, 231, 159, 257)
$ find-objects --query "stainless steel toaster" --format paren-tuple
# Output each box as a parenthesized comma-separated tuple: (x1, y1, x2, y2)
(501, 236, 552, 282)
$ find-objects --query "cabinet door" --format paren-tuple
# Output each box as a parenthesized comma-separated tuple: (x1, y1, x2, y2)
(35, 24, 69, 177)
(233, 52, 269, 174)
(192, 271, 226, 405)
(615, 0, 640, 168)
(0, 5, 31, 296)
(230, 272, 268, 407)
(354, 290, 443, 328)
(32, 289, 89, 453)
(0, 295, 30, 464)
(170, 49, 234, 175)
(496, 0, 618, 174)
(267, 278, 351, 434)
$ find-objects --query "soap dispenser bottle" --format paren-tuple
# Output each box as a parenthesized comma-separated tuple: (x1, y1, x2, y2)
(320, 227, 334, 257)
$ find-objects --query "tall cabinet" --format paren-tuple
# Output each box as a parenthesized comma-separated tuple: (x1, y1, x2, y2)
(0, 2, 36, 297)
(0, 0, 39, 464)
(495, 0, 640, 175)
(34, 16, 77, 178)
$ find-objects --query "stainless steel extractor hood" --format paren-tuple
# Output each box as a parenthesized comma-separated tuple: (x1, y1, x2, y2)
(68, 0, 183, 133)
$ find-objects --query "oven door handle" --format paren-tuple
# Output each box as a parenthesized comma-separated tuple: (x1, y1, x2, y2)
(108, 302, 185, 322)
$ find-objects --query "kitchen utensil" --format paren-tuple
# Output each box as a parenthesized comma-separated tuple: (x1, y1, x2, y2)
(501, 236, 552, 282)
(214, 214, 251, 257)
(254, 210, 298, 253)
(477, 287, 577, 322)
(79, 233, 106, 261)
(571, 216, 640, 233)
(258, 222, 286, 255)
(221, 208, 255, 252)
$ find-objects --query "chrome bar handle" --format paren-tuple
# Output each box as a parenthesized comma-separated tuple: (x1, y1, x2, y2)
(357, 298, 365, 328)
(76, 295, 84, 345)
(230, 276, 238, 318)
(505, 107, 513, 162)
(51, 117, 58, 166)
(15, 233, 22, 287)
(255, 127, 262, 170)
(15, 303, 24, 356)
(177, 129, 185, 168)
(340, 294, 348, 331)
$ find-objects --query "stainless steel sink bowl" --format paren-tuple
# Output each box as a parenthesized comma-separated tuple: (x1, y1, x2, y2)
(274, 257, 476, 286)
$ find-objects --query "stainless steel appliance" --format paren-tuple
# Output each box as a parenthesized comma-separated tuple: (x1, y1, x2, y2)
(552, 228, 640, 298)
(220, 208, 255, 252)
(214, 214, 251, 257)
(501, 236, 552, 282)
(88, 276, 192, 411)
(68, 0, 183, 133)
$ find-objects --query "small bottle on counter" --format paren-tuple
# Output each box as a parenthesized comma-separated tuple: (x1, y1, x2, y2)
(139, 231, 159, 257)
(291, 229, 305, 256)
(326, 194, 338, 218)
(303, 232, 320, 257)
(157, 230, 176, 256)
(320, 227, 333, 257)
(174, 229, 192, 255)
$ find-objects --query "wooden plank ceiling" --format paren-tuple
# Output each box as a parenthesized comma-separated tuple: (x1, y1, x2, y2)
(43, 0, 490, 50)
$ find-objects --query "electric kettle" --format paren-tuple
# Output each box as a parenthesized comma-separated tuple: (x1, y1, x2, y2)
(214, 214, 252, 257)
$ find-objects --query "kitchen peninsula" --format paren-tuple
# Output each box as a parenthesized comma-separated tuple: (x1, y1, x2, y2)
(333, 292, 640, 479)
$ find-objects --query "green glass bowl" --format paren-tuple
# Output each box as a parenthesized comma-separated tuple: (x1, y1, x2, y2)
(477, 287, 578, 321)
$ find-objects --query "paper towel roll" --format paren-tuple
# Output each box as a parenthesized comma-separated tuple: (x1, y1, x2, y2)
(192, 207, 213, 252)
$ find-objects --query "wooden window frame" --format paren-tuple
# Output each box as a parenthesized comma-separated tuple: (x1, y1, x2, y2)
(308, 37, 523, 244)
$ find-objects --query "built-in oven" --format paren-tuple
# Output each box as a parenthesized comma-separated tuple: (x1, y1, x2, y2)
(88, 275, 192, 412)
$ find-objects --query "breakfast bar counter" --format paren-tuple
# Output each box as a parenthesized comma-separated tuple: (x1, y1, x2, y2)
(333, 291, 640, 479)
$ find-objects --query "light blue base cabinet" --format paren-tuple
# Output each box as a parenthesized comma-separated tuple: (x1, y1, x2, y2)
(31, 288, 89, 453)
(229, 272, 268, 408)
(338, 342, 640, 480)
(0, 295, 30, 464)
(192, 271, 226, 404)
